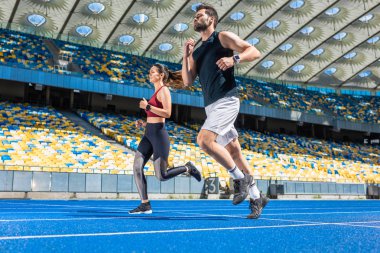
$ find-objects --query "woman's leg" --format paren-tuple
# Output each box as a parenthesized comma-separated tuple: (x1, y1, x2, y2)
(133, 136, 153, 202)
(150, 124, 188, 181)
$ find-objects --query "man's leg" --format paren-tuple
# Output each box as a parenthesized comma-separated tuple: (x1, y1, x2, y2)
(225, 138, 260, 199)
(197, 129, 235, 169)
(224, 138, 252, 175)
(197, 129, 251, 204)
(225, 138, 269, 219)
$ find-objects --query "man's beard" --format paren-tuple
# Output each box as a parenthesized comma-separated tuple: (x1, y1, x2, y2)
(194, 20, 211, 32)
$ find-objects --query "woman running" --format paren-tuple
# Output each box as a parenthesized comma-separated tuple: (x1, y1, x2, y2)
(129, 63, 201, 214)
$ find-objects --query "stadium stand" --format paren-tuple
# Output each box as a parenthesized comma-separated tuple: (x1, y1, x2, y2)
(0, 102, 133, 174)
(0, 29, 52, 72)
(0, 28, 379, 124)
(77, 110, 380, 184)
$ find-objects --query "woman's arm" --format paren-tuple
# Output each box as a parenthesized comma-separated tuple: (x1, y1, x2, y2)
(139, 87, 172, 118)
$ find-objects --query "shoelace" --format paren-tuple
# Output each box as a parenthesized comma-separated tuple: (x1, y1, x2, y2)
(132, 203, 149, 212)
(233, 180, 242, 194)
(131, 206, 142, 212)
(249, 200, 254, 210)
(249, 199, 262, 212)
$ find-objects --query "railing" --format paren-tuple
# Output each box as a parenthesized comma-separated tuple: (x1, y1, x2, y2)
(0, 164, 131, 175)
(0, 164, 375, 184)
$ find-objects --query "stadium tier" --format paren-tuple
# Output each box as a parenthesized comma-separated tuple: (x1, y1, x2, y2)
(1, 28, 379, 124)
(0, 102, 134, 174)
(238, 78, 380, 123)
(1, 100, 376, 182)
(0, 29, 52, 72)
(77, 110, 380, 184)
(76, 110, 230, 184)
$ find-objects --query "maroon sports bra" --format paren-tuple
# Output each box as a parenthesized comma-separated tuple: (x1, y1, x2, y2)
(145, 86, 164, 118)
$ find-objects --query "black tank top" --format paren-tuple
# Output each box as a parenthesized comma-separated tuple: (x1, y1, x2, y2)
(192, 31, 238, 106)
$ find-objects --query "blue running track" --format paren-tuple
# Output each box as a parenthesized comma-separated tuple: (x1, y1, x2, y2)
(0, 200, 379, 252)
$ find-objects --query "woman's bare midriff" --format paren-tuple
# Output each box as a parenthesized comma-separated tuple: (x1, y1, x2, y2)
(146, 117, 165, 124)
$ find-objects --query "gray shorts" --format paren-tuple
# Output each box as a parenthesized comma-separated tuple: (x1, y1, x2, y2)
(201, 96, 240, 147)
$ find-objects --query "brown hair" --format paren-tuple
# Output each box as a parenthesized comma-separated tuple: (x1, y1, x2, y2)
(196, 4, 218, 28)
(153, 63, 183, 88)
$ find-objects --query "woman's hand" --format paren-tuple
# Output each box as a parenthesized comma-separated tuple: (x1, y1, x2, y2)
(135, 119, 146, 128)
(139, 98, 148, 110)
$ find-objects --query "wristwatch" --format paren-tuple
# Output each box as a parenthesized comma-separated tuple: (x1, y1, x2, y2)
(145, 104, 151, 111)
(233, 54, 240, 64)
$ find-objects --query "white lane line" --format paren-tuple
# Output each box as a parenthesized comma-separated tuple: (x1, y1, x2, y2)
(172, 211, 380, 229)
(0, 202, 239, 209)
(0, 209, 379, 231)
(2, 205, 379, 211)
(0, 223, 333, 240)
(0, 203, 248, 212)
(2, 202, 380, 213)
(0, 203, 133, 210)
(262, 211, 380, 216)
(0, 212, 245, 222)
(260, 217, 380, 228)
(125, 207, 380, 212)
(0, 212, 79, 214)
(2, 205, 380, 211)
(0, 203, 234, 211)
(152, 210, 380, 215)
(0, 209, 244, 214)
(1, 220, 379, 241)
(341, 224, 380, 229)
(0, 215, 218, 222)
(1, 210, 380, 216)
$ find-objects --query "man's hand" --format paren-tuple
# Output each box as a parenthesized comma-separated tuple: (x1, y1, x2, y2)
(184, 39, 195, 57)
(216, 57, 234, 71)
(139, 98, 148, 110)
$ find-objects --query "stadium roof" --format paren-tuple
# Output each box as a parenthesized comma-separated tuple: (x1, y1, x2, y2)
(1, 0, 379, 90)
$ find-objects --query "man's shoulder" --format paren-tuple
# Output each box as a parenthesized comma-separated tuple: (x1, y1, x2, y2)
(218, 31, 235, 39)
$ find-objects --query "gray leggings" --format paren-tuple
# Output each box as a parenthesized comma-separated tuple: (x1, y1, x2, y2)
(133, 123, 187, 200)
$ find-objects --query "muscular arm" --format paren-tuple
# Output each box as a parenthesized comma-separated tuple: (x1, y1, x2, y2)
(182, 39, 197, 86)
(219, 31, 261, 63)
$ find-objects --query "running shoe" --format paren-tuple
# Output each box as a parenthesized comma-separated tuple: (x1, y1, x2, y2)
(128, 202, 152, 214)
(186, 161, 202, 182)
(247, 193, 270, 219)
(232, 174, 253, 205)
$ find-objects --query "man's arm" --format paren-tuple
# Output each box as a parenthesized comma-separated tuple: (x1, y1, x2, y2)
(182, 39, 197, 86)
(216, 31, 261, 71)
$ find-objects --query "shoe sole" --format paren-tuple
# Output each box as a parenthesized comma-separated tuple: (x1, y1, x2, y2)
(247, 213, 260, 219)
(246, 205, 263, 219)
(128, 210, 153, 214)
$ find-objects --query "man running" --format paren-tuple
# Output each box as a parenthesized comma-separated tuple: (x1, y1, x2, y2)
(181, 4, 268, 219)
